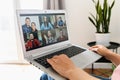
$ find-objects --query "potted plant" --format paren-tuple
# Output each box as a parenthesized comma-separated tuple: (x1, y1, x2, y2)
(88, 0, 115, 46)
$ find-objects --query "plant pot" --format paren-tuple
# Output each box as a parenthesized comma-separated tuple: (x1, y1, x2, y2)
(95, 33, 110, 47)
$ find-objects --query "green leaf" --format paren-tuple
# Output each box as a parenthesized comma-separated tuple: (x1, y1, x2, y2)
(98, 5, 103, 22)
(103, 0, 108, 20)
(92, 0, 95, 3)
(96, 0, 100, 14)
(110, 0, 115, 9)
(90, 13, 96, 21)
(88, 0, 115, 33)
(88, 17, 96, 27)
(107, 7, 111, 28)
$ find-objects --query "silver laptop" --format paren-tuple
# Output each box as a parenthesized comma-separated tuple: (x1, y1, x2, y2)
(16, 10, 101, 80)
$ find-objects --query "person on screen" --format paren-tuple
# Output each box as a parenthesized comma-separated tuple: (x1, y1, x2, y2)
(31, 22, 38, 39)
(22, 17, 32, 42)
(57, 17, 64, 27)
(57, 30, 67, 42)
(25, 33, 40, 50)
(47, 30, 55, 44)
(40, 16, 53, 30)
(41, 32, 48, 45)
(40, 45, 120, 80)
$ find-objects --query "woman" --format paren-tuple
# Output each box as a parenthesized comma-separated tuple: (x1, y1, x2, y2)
(40, 16, 53, 30)
(41, 32, 48, 45)
(47, 30, 55, 44)
(25, 33, 40, 51)
(40, 45, 120, 80)
(31, 22, 38, 39)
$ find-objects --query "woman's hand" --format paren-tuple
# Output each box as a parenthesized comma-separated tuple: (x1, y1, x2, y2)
(47, 54, 77, 79)
(89, 45, 113, 57)
(47, 54, 100, 80)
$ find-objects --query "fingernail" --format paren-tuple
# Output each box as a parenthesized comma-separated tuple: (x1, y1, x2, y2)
(47, 59, 49, 61)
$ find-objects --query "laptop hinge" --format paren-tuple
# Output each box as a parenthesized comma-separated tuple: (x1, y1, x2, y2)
(32, 43, 72, 58)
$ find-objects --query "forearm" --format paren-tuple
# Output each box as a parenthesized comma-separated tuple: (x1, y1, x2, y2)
(68, 68, 100, 80)
(105, 52, 120, 66)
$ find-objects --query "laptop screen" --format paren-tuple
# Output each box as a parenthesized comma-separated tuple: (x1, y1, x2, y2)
(19, 11, 68, 51)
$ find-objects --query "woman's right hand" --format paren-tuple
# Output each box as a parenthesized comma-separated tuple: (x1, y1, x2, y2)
(47, 54, 77, 79)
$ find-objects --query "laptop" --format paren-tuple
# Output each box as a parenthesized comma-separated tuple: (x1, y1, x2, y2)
(16, 10, 101, 80)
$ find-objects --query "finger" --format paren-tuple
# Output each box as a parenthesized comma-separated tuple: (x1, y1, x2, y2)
(91, 45, 100, 48)
(60, 54, 67, 57)
(53, 58, 61, 63)
(89, 47, 93, 50)
(89, 45, 102, 50)
(52, 55, 59, 59)
(89, 47, 98, 51)
(47, 59, 55, 66)
(47, 59, 58, 71)
(89, 46, 97, 50)
(59, 54, 69, 59)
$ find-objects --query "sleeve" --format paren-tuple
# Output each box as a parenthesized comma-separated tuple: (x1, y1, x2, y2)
(35, 39, 40, 46)
(48, 23, 53, 29)
(40, 24, 44, 30)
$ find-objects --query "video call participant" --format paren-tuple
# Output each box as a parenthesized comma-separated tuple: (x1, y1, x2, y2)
(47, 30, 56, 44)
(25, 33, 41, 51)
(57, 29, 67, 42)
(41, 31, 48, 45)
(31, 22, 38, 39)
(57, 17, 64, 27)
(40, 16, 54, 30)
(22, 17, 32, 42)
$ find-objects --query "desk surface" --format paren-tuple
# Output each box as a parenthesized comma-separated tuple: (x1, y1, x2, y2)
(0, 64, 43, 80)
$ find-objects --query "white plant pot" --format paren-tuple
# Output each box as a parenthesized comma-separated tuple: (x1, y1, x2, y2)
(95, 33, 110, 47)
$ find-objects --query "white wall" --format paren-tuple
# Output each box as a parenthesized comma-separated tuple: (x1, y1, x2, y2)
(65, 0, 120, 53)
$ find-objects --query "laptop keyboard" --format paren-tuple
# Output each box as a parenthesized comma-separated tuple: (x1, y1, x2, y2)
(34, 46, 86, 68)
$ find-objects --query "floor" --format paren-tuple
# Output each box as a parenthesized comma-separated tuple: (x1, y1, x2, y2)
(84, 68, 113, 78)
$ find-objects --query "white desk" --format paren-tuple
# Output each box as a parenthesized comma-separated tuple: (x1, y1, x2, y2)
(0, 64, 43, 80)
